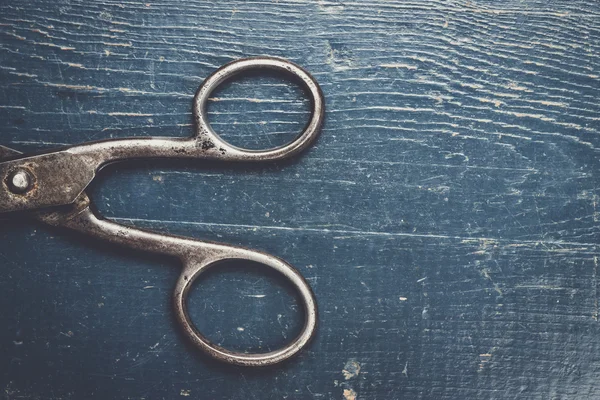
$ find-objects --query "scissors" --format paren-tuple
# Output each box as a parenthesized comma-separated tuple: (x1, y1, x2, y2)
(0, 57, 324, 367)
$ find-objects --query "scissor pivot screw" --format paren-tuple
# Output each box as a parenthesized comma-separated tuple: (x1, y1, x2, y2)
(6, 169, 34, 194)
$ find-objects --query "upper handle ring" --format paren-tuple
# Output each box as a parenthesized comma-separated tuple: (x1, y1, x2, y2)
(192, 56, 325, 161)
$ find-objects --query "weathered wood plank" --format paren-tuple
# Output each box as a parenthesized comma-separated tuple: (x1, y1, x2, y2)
(1, 0, 599, 399)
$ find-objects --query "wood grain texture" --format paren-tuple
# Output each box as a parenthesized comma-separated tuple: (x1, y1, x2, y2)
(0, 0, 599, 399)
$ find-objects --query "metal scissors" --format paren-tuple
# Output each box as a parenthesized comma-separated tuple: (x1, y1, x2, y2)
(0, 57, 324, 367)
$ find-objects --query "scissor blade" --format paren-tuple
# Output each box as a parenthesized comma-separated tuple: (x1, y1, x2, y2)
(0, 146, 95, 214)
(0, 145, 91, 226)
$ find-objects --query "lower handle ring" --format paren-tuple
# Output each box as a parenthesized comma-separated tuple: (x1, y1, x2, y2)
(173, 252, 318, 367)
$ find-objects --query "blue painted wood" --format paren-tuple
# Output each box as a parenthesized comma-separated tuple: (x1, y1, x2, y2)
(1, 1, 599, 399)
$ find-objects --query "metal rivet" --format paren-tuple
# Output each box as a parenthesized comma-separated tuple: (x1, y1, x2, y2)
(7, 169, 33, 194)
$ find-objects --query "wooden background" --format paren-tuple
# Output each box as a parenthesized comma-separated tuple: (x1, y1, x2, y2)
(1, 0, 599, 399)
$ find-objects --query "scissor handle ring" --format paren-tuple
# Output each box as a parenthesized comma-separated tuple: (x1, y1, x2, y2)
(193, 56, 325, 161)
(173, 245, 318, 367)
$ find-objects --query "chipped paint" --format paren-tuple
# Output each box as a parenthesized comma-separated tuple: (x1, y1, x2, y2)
(342, 360, 361, 380)
(343, 388, 357, 400)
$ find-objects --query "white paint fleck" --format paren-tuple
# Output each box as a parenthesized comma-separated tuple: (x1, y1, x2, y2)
(479, 353, 493, 371)
(380, 63, 418, 70)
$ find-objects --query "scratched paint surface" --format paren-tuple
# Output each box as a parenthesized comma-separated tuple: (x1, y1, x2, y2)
(1, 0, 599, 399)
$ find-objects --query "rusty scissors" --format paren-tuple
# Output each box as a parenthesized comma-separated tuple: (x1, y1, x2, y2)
(0, 57, 324, 367)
